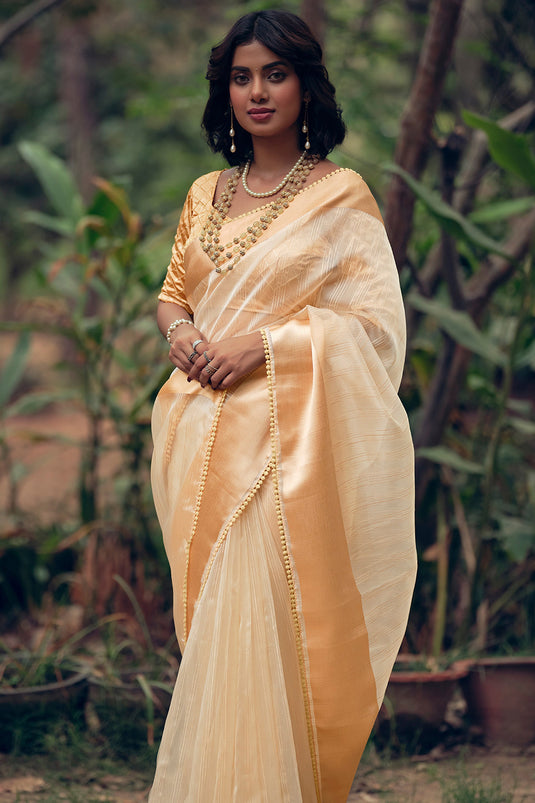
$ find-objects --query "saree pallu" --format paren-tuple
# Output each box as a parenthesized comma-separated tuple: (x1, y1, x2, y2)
(149, 170, 417, 803)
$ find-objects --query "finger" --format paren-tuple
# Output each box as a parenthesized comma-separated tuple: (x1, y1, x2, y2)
(170, 345, 193, 373)
(207, 367, 230, 390)
(189, 349, 214, 382)
(192, 338, 208, 356)
(199, 361, 219, 388)
(218, 370, 238, 390)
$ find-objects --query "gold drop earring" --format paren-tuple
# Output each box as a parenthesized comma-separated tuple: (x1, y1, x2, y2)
(302, 100, 310, 150)
(229, 105, 236, 154)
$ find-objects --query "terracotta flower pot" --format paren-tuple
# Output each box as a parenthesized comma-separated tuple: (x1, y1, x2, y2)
(382, 659, 469, 726)
(374, 657, 470, 753)
(461, 656, 535, 747)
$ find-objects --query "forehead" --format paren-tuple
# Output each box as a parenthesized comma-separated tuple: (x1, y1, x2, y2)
(231, 40, 292, 69)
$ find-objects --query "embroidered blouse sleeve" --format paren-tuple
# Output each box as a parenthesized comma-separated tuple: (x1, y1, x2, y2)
(158, 186, 195, 313)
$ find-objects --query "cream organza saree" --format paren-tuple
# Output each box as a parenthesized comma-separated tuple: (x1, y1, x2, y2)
(149, 169, 417, 803)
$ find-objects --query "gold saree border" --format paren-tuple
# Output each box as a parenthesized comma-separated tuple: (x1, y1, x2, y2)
(182, 389, 228, 640)
(197, 459, 272, 600)
(262, 328, 323, 803)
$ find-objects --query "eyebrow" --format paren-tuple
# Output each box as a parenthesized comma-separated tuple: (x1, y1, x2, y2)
(230, 60, 290, 72)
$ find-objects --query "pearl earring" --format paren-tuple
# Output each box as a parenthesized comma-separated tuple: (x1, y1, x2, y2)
(302, 100, 310, 150)
(229, 106, 236, 154)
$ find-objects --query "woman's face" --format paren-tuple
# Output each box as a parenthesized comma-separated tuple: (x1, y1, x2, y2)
(229, 40, 304, 146)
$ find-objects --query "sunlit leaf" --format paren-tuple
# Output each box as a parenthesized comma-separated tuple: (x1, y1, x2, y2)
(416, 446, 484, 474)
(408, 292, 507, 366)
(462, 111, 535, 191)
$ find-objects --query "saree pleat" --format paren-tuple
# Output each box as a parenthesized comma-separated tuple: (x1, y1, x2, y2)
(150, 169, 417, 802)
(149, 475, 316, 802)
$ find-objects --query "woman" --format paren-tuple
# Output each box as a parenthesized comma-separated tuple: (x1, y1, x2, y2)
(150, 10, 416, 803)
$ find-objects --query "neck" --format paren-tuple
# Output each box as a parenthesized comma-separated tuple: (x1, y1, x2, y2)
(248, 134, 302, 178)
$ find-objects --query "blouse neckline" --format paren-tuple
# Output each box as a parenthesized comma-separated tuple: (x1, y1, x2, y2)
(212, 167, 355, 223)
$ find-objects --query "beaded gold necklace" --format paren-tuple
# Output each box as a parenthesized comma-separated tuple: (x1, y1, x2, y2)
(199, 153, 319, 275)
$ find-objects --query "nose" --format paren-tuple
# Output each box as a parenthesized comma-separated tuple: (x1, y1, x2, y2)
(250, 74, 267, 103)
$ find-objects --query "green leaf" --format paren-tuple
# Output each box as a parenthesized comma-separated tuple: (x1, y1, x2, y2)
(0, 332, 31, 408)
(515, 339, 535, 370)
(494, 514, 535, 562)
(470, 196, 535, 224)
(506, 417, 535, 436)
(6, 390, 79, 417)
(408, 293, 507, 366)
(21, 211, 74, 236)
(416, 445, 484, 474)
(385, 164, 513, 258)
(18, 141, 84, 227)
(462, 111, 535, 192)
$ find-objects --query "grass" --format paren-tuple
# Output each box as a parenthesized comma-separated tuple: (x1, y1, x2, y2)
(442, 773, 515, 803)
(0, 699, 157, 802)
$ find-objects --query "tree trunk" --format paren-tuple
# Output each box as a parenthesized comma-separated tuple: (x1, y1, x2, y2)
(300, 0, 326, 50)
(57, 13, 95, 203)
(383, 0, 465, 271)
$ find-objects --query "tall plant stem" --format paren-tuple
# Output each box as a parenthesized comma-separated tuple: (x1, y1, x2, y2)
(432, 486, 449, 658)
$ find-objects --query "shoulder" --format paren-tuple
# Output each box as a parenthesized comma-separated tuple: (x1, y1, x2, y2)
(188, 170, 223, 205)
(314, 164, 383, 223)
(177, 170, 224, 225)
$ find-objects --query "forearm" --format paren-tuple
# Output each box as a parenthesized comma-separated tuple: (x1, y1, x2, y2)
(156, 301, 195, 341)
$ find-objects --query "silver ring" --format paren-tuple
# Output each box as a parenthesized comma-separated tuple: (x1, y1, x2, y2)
(192, 338, 203, 352)
(188, 351, 197, 363)
(203, 351, 212, 363)
(205, 364, 217, 376)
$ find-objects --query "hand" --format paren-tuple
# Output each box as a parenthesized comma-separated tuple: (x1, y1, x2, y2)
(187, 331, 265, 390)
(168, 325, 208, 374)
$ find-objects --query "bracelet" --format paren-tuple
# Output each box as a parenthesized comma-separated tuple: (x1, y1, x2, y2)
(166, 318, 194, 343)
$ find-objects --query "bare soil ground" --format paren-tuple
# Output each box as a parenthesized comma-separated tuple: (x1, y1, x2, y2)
(0, 745, 534, 802)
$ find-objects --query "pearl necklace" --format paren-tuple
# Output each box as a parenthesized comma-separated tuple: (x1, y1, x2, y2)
(241, 151, 307, 198)
(199, 154, 319, 275)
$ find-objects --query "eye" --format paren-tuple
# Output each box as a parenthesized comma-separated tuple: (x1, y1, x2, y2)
(268, 70, 286, 82)
(231, 73, 249, 85)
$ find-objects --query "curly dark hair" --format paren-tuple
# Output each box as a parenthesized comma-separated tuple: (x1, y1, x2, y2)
(201, 10, 346, 165)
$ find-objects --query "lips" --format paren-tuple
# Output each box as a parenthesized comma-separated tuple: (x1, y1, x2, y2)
(248, 108, 274, 121)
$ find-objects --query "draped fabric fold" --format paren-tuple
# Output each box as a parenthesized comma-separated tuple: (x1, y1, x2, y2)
(150, 169, 417, 802)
